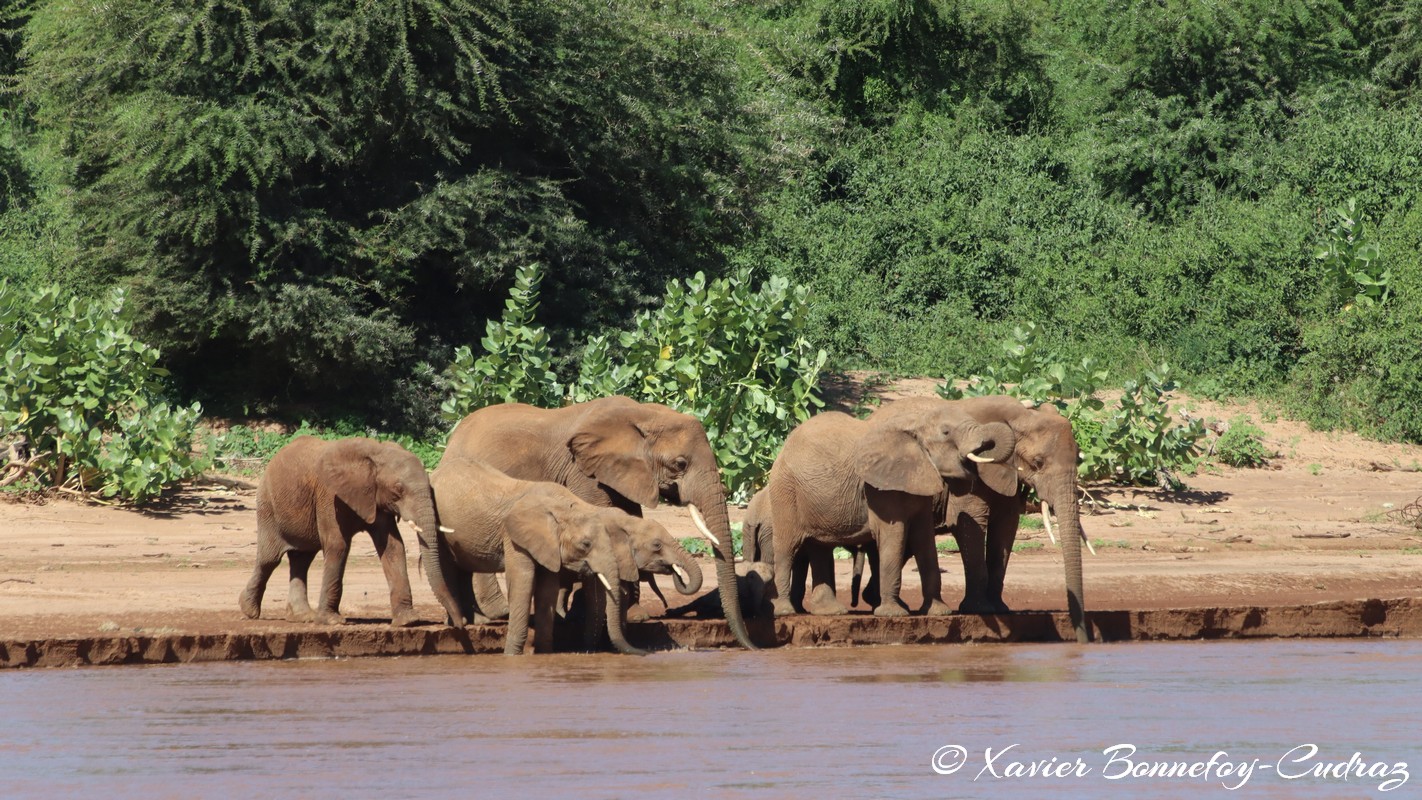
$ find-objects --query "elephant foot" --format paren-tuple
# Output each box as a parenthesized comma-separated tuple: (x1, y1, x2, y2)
(471, 612, 504, 626)
(286, 605, 317, 623)
(921, 599, 953, 617)
(314, 609, 346, 626)
(390, 608, 420, 628)
(957, 598, 1000, 615)
(239, 594, 261, 620)
(771, 598, 797, 617)
(625, 603, 652, 623)
(803, 584, 847, 616)
(873, 602, 910, 618)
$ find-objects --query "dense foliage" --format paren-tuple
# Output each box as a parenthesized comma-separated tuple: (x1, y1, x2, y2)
(0, 283, 203, 503)
(940, 325, 1206, 487)
(2, 0, 1422, 446)
(443, 267, 827, 500)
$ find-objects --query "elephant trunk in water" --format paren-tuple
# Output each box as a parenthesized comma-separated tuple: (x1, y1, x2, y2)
(597, 574, 648, 656)
(1041, 473, 1089, 643)
(686, 472, 758, 650)
(411, 494, 464, 627)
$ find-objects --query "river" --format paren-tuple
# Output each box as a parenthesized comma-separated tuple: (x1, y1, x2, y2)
(1, 640, 1415, 798)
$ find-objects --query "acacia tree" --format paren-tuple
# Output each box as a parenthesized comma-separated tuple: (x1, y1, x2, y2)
(17, 0, 769, 425)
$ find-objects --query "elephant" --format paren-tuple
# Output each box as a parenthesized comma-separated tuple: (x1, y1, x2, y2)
(870, 395, 1090, 643)
(742, 488, 849, 615)
(442, 396, 757, 649)
(240, 436, 462, 627)
(428, 457, 646, 655)
(763, 408, 1014, 618)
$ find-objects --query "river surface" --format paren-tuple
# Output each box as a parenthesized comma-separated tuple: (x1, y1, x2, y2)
(1, 640, 1416, 799)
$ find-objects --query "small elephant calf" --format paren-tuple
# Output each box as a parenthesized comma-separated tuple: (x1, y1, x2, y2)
(240, 436, 457, 627)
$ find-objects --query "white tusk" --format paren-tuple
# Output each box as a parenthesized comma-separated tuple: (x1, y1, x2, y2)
(967, 452, 992, 463)
(1041, 502, 1057, 545)
(410, 523, 424, 535)
(672, 564, 690, 583)
(597, 573, 613, 593)
(687, 504, 721, 547)
(438, 525, 454, 534)
(1082, 528, 1097, 556)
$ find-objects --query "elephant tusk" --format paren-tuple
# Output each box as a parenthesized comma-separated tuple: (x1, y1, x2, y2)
(672, 564, 690, 583)
(1082, 528, 1097, 556)
(410, 523, 424, 535)
(687, 504, 721, 547)
(1040, 502, 1057, 545)
(439, 525, 454, 534)
(967, 452, 993, 463)
(597, 572, 614, 593)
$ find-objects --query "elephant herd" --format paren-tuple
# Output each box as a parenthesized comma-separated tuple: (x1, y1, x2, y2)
(239, 394, 1091, 655)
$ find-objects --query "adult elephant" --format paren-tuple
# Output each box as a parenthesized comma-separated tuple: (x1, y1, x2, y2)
(443, 396, 757, 650)
(764, 409, 1013, 618)
(871, 396, 1090, 643)
(240, 436, 462, 628)
(429, 457, 646, 655)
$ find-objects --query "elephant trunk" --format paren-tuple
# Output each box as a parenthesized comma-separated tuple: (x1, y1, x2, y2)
(411, 494, 464, 627)
(601, 579, 648, 656)
(687, 473, 758, 650)
(1044, 476, 1089, 643)
(666, 540, 703, 595)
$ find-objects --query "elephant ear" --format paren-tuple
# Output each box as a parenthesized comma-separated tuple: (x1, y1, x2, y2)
(971, 421, 1019, 498)
(606, 527, 641, 584)
(321, 439, 380, 524)
(567, 413, 660, 508)
(855, 425, 944, 497)
(505, 501, 563, 573)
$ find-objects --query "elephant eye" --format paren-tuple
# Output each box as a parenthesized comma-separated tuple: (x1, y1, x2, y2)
(650, 540, 663, 552)
(672, 456, 688, 474)
(579, 536, 593, 550)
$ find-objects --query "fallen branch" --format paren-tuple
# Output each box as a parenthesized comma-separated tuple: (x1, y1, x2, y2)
(1290, 532, 1351, 539)
(1368, 461, 1422, 473)
(0, 451, 51, 488)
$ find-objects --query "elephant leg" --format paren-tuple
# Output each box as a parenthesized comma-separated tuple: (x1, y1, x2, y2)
(769, 494, 802, 618)
(504, 552, 535, 655)
(285, 549, 318, 622)
(860, 542, 882, 609)
(531, 569, 561, 654)
(368, 522, 418, 627)
(789, 547, 809, 613)
(803, 544, 847, 615)
(871, 530, 909, 618)
(624, 578, 650, 623)
(952, 509, 995, 615)
(240, 514, 283, 619)
(908, 513, 950, 616)
(985, 506, 1020, 614)
(471, 572, 507, 623)
(584, 575, 608, 651)
(313, 536, 350, 625)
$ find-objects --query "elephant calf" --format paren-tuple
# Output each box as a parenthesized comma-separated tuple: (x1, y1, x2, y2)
(429, 457, 649, 655)
(240, 436, 460, 628)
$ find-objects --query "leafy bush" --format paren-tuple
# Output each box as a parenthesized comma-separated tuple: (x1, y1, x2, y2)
(940, 325, 1205, 488)
(0, 283, 204, 503)
(441, 263, 562, 419)
(444, 267, 827, 501)
(1315, 199, 1391, 309)
(1213, 416, 1271, 468)
(571, 269, 827, 501)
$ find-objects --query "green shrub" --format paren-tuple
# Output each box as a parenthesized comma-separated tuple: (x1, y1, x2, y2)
(441, 263, 561, 419)
(0, 283, 204, 503)
(940, 326, 1204, 488)
(443, 267, 827, 502)
(571, 269, 827, 502)
(1213, 416, 1271, 468)
(1316, 199, 1391, 309)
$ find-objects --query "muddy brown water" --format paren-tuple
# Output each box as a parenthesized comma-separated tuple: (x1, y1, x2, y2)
(1, 641, 1416, 799)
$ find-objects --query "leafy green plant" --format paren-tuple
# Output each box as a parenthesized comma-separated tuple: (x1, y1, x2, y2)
(940, 325, 1204, 488)
(441, 263, 562, 419)
(1316, 199, 1391, 309)
(0, 283, 204, 503)
(1213, 416, 1271, 467)
(680, 522, 745, 559)
(571, 269, 827, 501)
